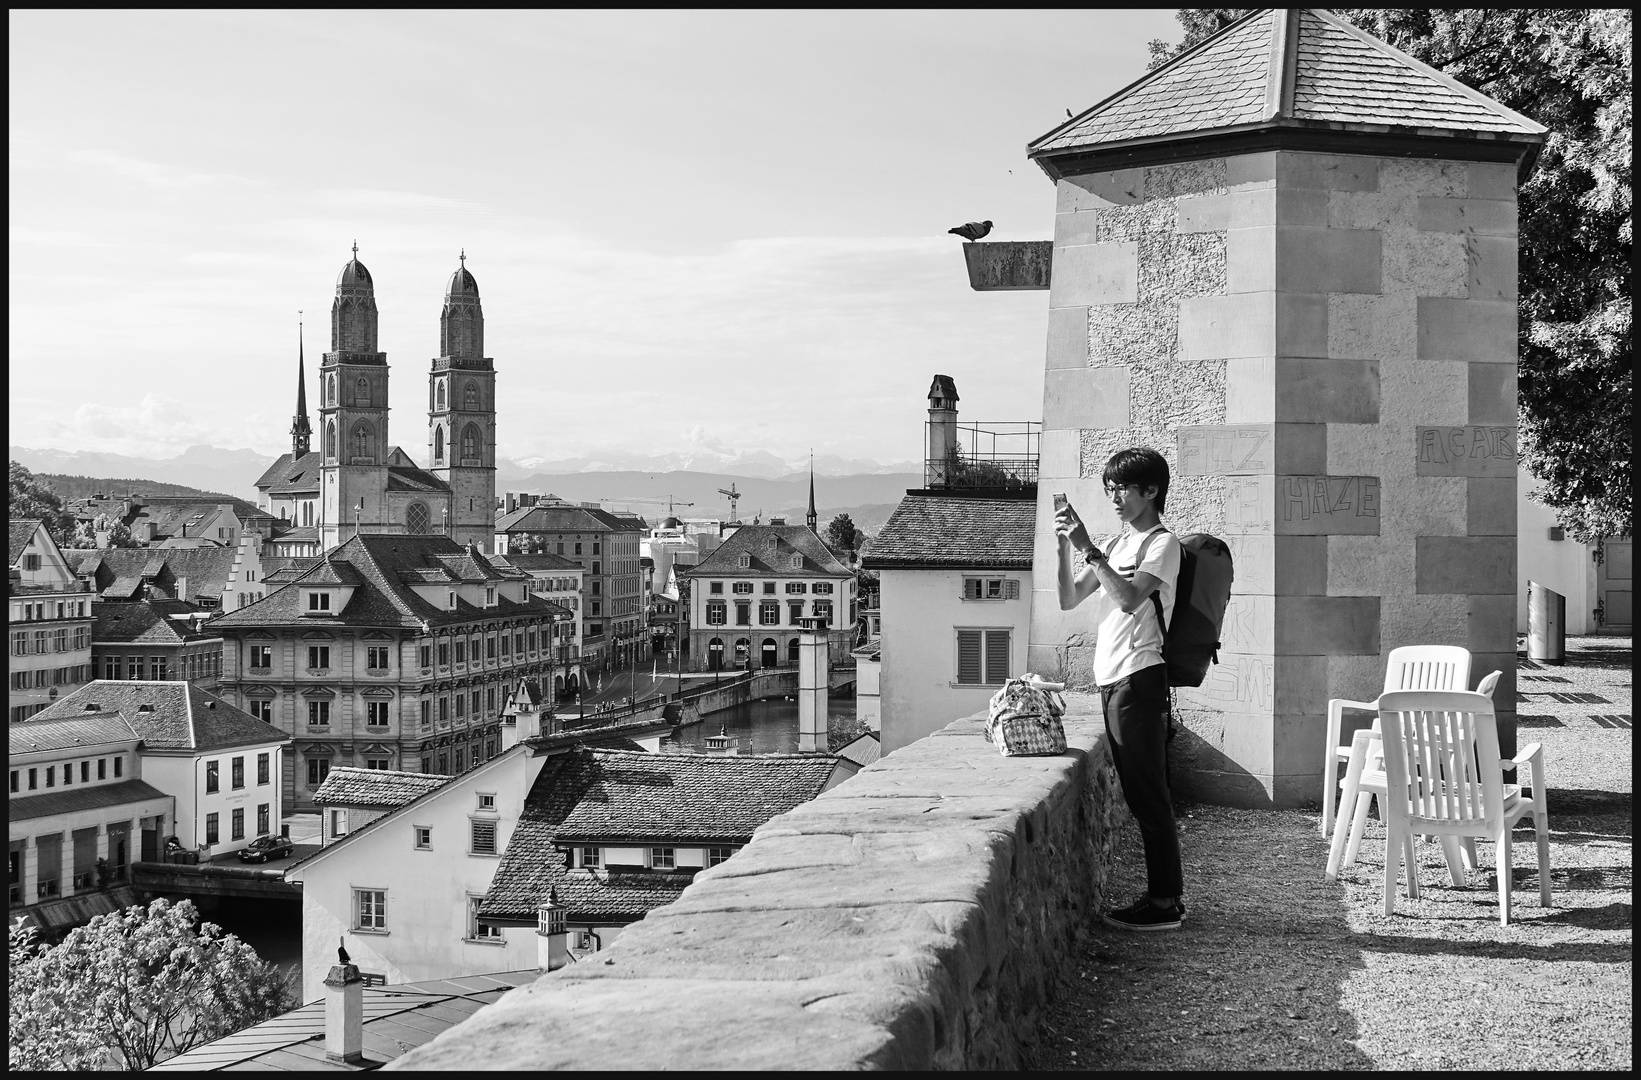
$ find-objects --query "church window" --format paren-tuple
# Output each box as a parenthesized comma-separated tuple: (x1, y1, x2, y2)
(325, 421, 337, 459)
(355, 376, 370, 406)
(353, 422, 373, 460)
(327, 375, 336, 406)
(436, 381, 446, 410)
(461, 424, 480, 462)
(464, 382, 478, 410)
(406, 502, 431, 535)
(434, 425, 445, 463)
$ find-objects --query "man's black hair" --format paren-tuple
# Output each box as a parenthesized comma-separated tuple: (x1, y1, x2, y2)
(1102, 446, 1170, 515)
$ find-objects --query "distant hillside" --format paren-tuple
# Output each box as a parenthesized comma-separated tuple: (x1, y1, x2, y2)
(11, 445, 274, 502)
(39, 474, 244, 502)
(511, 470, 920, 530)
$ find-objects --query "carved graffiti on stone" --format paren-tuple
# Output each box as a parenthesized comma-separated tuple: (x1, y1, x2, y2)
(1278, 476, 1381, 535)
(1177, 424, 1273, 475)
(1188, 655, 1273, 711)
(1414, 426, 1516, 477)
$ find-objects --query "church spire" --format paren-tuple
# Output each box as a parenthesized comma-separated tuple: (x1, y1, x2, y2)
(291, 314, 312, 456)
(806, 451, 817, 530)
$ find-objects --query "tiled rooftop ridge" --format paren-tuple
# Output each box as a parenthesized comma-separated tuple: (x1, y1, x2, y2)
(1030, 8, 1544, 165)
(387, 701, 1127, 1070)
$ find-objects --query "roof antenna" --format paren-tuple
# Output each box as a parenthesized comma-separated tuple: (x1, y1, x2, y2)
(459, 248, 466, 267)
(351, 240, 358, 258)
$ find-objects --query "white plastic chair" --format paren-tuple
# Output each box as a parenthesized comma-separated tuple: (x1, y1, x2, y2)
(1327, 670, 1504, 881)
(1321, 645, 1471, 839)
(1371, 689, 1551, 924)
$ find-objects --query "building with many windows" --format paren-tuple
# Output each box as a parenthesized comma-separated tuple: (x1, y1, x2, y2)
(493, 504, 647, 672)
(9, 711, 170, 928)
(678, 524, 856, 672)
(211, 533, 565, 811)
(29, 680, 291, 858)
(9, 520, 94, 723)
(89, 597, 223, 691)
(494, 553, 585, 696)
(253, 247, 498, 556)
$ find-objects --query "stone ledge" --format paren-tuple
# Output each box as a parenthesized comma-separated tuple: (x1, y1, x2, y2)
(387, 699, 1125, 1071)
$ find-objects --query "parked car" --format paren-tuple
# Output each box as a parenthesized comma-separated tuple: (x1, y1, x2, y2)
(237, 835, 295, 863)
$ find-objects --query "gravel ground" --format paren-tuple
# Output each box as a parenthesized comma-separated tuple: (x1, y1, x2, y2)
(1028, 637, 1631, 1071)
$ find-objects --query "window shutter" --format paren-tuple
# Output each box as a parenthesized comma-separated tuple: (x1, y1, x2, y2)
(1004, 579, 1020, 600)
(985, 630, 1010, 684)
(957, 630, 982, 684)
(471, 820, 497, 854)
(963, 578, 980, 600)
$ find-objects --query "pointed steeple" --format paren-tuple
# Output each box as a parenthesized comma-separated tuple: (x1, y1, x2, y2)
(291, 315, 312, 456)
(806, 452, 817, 531)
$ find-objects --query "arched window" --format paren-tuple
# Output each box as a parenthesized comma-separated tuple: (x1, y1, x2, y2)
(433, 425, 444, 462)
(787, 637, 800, 664)
(708, 637, 724, 672)
(325, 421, 336, 459)
(355, 376, 370, 406)
(436, 381, 446, 410)
(761, 638, 778, 669)
(353, 422, 372, 460)
(405, 502, 431, 534)
(461, 424, 480, 461)
(327, 375, 336, 406)
(464, 382, 478, 410)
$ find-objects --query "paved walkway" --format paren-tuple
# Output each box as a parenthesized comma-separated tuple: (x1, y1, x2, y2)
(1029, 638, 1632, 1071)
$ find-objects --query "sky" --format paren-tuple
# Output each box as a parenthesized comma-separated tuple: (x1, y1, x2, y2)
(9, 9, 1181, 468)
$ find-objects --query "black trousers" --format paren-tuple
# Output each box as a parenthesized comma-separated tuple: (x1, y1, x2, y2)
(1100, 662, 1184, 901)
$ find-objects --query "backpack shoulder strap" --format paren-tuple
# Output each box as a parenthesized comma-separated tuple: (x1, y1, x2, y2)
(1134, 526, 1170, 636)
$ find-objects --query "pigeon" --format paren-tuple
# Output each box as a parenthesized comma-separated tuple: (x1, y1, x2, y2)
(948, 220, 993, 241)
(1066, 108, 1074, 118)
(338, 935, 350, 964)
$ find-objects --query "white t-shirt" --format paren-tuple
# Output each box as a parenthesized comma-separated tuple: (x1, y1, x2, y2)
(1090, 523, 1181, 688)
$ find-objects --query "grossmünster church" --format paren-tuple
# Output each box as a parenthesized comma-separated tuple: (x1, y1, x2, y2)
(256, 246, 496, 555)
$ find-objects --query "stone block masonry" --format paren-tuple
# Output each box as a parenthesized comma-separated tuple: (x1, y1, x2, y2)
(1032, 150, 1521, 808)
(386, 703, 1126, 1070)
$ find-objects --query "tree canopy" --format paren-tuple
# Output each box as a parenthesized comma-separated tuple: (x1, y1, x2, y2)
(9, 461, 77, 546)
(824, 513, 862, 556)
(1147, 9, 1632, 542)
(9, 898, 296, 1070)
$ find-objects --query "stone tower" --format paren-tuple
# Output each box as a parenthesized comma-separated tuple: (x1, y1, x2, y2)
(319, 243, 392, 546)
(291, 320, 312, 458)
(1022, 9, 1545, 806)
(428, 253, 496, 552)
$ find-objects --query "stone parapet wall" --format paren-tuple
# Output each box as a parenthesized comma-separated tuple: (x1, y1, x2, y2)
(388, 696, 1126, 1071)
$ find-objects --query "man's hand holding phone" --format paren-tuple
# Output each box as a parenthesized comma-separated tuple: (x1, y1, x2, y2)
(1051, 493, 1103, 562)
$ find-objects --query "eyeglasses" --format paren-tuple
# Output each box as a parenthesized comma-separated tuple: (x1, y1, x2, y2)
(1102, 483, 1139, 498)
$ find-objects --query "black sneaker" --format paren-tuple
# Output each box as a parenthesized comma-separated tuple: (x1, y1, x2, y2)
(1101, 897, 1183, 932)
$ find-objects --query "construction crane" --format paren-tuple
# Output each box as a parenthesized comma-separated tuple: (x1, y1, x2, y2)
(717, 483, 741, 523)
(595, 495, 696, 516)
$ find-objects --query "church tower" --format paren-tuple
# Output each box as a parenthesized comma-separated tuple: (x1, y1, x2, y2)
(291, 319, 312, 457)
(318, 243, 392, 548)
(428, 252, 496, 552)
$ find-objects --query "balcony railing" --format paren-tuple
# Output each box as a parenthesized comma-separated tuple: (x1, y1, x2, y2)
(925, 421, 1040, 491)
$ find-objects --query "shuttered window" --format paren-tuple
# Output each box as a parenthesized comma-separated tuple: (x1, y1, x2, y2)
(471, 819, 497, 855)
(956, 629, 1011, 685)
(963, 578, 1020, 600)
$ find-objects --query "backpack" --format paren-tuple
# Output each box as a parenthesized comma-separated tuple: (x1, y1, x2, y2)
(985, 674, 1068, 756)
(1135, 528, 1234, 688)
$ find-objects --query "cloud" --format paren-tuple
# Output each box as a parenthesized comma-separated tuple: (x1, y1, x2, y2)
(13, 394, 285, 459)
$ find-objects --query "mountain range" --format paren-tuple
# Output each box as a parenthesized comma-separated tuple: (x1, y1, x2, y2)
(10, 445, 925, 536)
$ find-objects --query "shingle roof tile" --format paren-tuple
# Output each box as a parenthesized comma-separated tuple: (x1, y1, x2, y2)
(8, 778, 171, 822)
(314, 766, 451, 808)
(10, 520, 44, 565)
(1030, 8, 1543, 161)
(90, 598, 217, 645)
(680, 524, 852, 580)
(481, 749, 837, 920)
(27, 681, 291, 753)
(862, 495, 1035, 569)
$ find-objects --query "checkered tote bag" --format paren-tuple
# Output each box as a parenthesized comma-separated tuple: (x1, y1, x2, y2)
(985, 674, 1068, 756)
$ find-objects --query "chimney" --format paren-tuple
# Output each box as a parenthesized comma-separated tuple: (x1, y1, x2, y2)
(536, 889, 569, 972)
(323, 963, 365, 1064)
(926, 374, 959, 488)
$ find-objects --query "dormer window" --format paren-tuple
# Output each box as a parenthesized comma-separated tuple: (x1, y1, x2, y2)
(486, 587, 496, 607)
(304, 590, 333, 615)
(737, 554, 751, 569)
(448, 591, 458, 610)
(789, 555, 803, 569)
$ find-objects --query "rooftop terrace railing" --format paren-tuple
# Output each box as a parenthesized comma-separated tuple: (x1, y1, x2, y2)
(925, 420, 1041, 491)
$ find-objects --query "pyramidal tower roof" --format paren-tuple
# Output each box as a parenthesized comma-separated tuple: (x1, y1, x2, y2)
(1030, 9, 1545, 178)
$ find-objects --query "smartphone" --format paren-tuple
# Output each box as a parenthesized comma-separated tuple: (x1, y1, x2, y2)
(1052, 492, 1068, 512)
